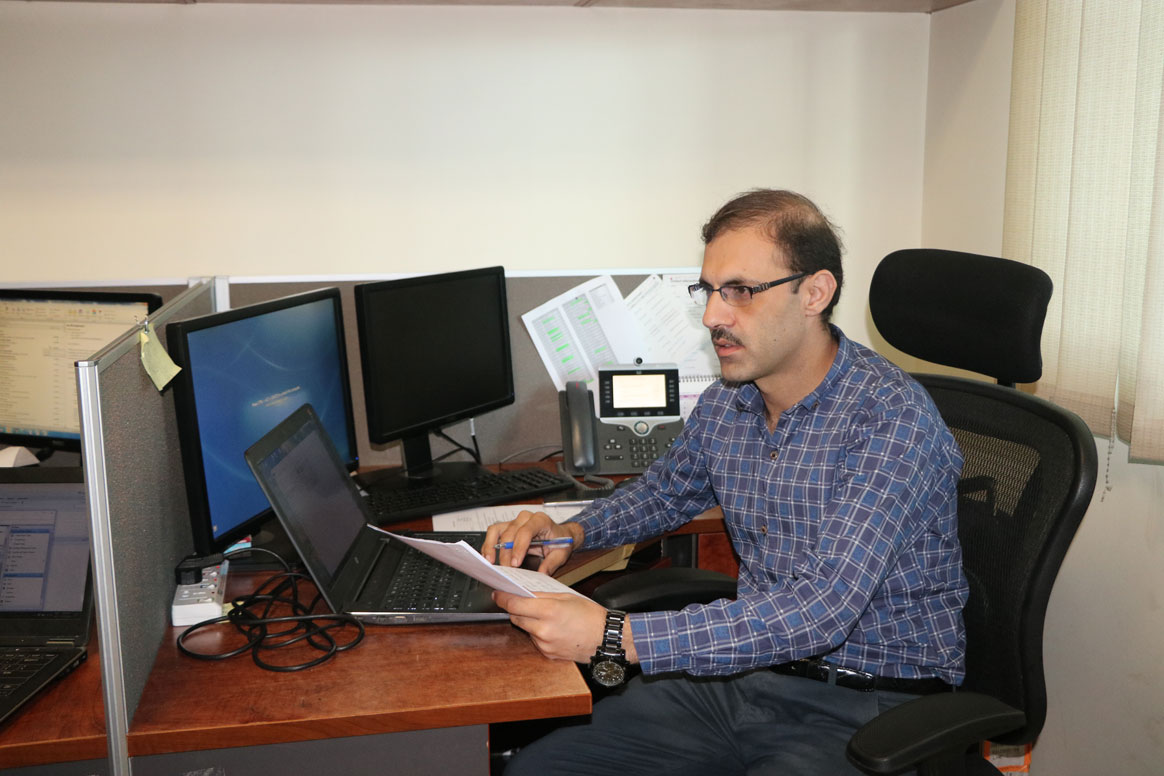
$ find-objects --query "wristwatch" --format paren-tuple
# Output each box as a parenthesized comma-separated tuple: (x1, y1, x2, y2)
(589, 609, 629, 687)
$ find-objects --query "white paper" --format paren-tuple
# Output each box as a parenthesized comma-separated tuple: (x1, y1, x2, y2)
(431, 502, 588, 532)
(379, 530, 589, 599)
(625, 275, 703, 365)
(660, 273, 720, 419)
(521, 275, 648, 391)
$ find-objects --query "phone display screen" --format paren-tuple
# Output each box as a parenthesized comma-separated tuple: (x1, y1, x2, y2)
(598, 367, 680, 419)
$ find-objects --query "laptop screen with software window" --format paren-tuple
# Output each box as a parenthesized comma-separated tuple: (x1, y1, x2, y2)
(251, 414, 365, 580)
(0, 481, 89, 614)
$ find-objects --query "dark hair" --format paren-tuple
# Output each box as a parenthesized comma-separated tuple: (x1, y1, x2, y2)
(701, 189, 844, 323)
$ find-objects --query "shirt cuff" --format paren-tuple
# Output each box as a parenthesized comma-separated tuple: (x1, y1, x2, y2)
(628, 610, 684, 675)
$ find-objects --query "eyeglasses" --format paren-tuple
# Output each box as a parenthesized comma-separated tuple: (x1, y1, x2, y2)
(687, 272, 808, 307)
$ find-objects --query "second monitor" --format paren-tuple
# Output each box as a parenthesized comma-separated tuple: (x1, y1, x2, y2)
(354, 266, 513, 487)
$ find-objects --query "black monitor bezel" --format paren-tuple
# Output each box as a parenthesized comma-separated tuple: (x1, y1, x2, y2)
(0, 288, 162, 454)
(353, 266, 515, 455)
(165, 287, 358, 556)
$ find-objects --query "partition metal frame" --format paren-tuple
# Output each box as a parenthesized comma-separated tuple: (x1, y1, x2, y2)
(76, 280, 219, 776)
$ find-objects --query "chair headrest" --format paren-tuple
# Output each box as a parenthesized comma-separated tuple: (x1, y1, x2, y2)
(870, 249, 1052, 385)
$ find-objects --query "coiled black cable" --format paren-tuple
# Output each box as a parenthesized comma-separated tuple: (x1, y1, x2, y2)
(177, 565, 364, 672)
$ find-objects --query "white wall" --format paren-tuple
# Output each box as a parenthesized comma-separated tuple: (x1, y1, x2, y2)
(925, 2, 1164, 775)
(0, 2, 928, 350)
(1038, 439, 1164, 776)
(923, 0, 1013, 254)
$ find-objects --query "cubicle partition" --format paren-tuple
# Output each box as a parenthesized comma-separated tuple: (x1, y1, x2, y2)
(76, 280, 218, 776)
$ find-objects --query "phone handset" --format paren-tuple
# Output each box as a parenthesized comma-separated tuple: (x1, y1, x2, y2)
(561, 380, 597, 472)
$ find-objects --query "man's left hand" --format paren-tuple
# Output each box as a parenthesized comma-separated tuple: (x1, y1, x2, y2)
(493, 591, 615, 664)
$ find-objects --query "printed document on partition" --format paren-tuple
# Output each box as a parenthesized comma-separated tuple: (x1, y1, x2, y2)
(522, 276, 647, 391)
(379, 530, 589, 599)
(625, 275, 704, 366)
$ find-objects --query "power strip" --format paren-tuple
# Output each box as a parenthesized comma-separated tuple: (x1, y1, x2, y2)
(171, 560, 229, 626)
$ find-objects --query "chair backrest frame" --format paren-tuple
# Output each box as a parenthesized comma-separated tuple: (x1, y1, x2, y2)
(915, 374, 1096, 745)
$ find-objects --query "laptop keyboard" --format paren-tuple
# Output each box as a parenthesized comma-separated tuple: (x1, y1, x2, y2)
(364, 467, 574, 522)
(379, 532, 482, 612)
(0, 650, 57, 698)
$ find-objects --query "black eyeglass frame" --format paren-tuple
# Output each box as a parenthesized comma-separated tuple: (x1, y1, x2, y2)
(688, 272, 809, 307)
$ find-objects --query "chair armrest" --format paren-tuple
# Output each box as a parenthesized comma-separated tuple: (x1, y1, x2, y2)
(590, 567, 737, 612)
(846, 691, 1026, 775)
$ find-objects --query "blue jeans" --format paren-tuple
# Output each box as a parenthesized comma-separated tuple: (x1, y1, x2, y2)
(505, 669, 917, 776)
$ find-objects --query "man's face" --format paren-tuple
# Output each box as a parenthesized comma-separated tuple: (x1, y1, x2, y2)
(699, 226, 812, 387)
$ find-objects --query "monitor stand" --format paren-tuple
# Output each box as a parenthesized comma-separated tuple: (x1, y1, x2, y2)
(357, 460, 487, 493)
(356, 433, 487, 492)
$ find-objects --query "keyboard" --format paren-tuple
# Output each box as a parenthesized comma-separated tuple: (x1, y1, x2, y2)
(0, 651, 57, 699)
(380, 532, 482, 611)
(363, 466, 575, 523)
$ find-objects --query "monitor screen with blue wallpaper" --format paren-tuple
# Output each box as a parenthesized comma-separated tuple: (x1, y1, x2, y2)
(167, 288, 357, 555)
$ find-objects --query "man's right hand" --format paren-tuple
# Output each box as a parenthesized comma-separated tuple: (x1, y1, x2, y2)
(482, 510, 584, 575)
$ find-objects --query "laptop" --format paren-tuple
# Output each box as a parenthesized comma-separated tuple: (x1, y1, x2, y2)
(244, 404, 507, 625)
(0, 468, 94, 725)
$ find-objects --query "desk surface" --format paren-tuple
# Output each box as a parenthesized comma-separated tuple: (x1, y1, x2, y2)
(0, 626, 107, 769)
(127, 574, 591, 758)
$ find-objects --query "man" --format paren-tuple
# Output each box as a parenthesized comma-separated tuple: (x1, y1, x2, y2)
(484, 189, 967, 775)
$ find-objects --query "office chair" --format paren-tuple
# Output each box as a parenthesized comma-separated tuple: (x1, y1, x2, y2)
(844, 248, 1097, 774)
(594, 248, 1098, 776)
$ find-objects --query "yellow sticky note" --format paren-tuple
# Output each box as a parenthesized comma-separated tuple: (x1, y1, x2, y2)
(139, 322, 182, 391)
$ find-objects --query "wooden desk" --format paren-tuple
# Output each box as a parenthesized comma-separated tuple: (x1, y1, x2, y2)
(126, 574, 590, 774)
(0, 626, 106, 772)
(123, 468, 727, 773)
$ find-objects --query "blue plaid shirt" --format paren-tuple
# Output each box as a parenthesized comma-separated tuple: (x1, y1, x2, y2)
(574, 329, 967, 683)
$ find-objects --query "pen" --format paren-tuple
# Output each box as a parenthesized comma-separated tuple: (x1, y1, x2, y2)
(494, 538, 575, 550)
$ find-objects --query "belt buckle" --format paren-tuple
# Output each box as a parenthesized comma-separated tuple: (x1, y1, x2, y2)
(803, 658, 876, 692)
(831, 663, 876, 691)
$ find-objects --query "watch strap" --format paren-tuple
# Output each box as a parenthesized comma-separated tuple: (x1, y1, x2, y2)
(596, 609, 626, 659)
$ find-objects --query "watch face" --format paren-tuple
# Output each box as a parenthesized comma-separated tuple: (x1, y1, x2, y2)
(591, 659, 626, 688)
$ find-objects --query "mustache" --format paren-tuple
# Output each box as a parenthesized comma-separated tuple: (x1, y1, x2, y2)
(710, 327, 742, 346)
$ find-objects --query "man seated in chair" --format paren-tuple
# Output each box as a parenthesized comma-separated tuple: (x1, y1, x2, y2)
(484, 189, 968, 775)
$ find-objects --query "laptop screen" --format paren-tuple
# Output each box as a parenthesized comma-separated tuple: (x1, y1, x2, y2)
(250, 412, 365, 580)
(0, 481, 89, 613)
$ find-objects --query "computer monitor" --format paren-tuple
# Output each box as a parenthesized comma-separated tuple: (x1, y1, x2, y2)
(354, 266, 513, 486)
(166, 288, 358, 557)
(0, 289, 162, 458)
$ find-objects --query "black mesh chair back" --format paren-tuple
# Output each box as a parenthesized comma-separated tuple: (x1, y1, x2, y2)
(918, 376, 1095, 744)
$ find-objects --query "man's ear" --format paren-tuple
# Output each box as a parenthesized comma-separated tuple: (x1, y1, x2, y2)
(801, 271, 838, 317)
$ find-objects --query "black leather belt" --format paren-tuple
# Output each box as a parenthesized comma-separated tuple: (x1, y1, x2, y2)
(771, 658, 953, 695)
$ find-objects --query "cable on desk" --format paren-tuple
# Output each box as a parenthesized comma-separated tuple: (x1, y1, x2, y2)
(224, 544, 292, 571)
(494, 444, 563, 465)
(177, 570, 365, 672)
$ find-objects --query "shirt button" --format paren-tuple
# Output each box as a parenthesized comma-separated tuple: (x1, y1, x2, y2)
(770, 450, 779, 461)
(760, 525, 768, 535)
